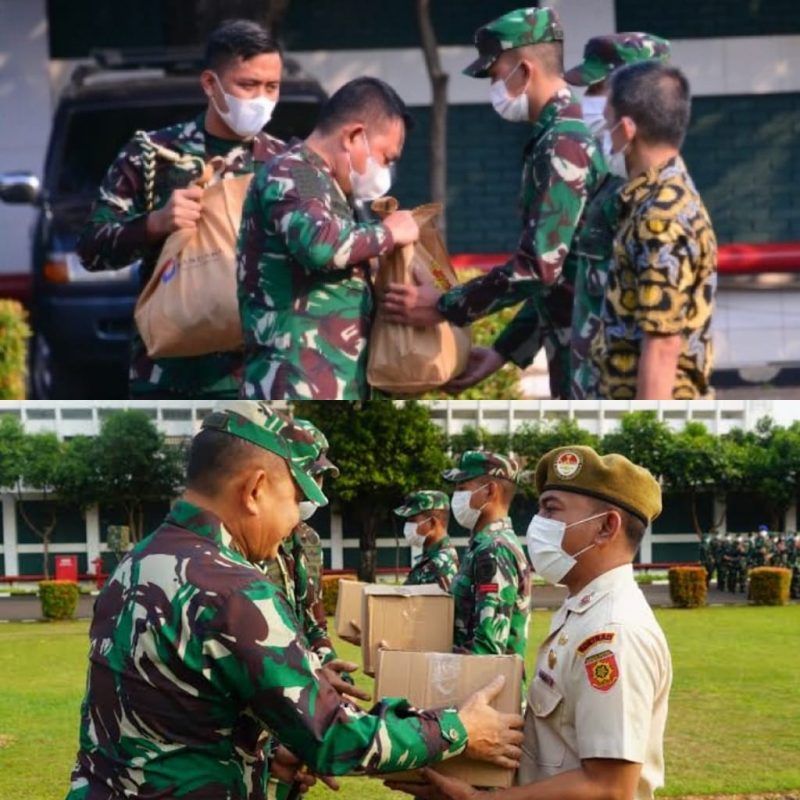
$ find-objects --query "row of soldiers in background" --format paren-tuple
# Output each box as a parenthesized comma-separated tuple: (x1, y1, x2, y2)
(699, 527, 800, 597)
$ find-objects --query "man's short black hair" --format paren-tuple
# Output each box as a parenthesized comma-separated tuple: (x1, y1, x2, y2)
(186, 428, 269, 496)
(315, 77, 414, 136)
(609, 61, 691, 148)
(205, 19, 282, 72)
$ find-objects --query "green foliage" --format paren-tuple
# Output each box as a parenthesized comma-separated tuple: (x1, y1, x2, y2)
(599, 411, 674, 479)
(0, 299, 31, 399)
(292, 400, 449, 580)
(61, 411, 185, 541)
(668, 566, 708, 608)
(447, 425, 512, 456)
(423, 269, 523, 400)
(38, 580, 79, 620)
(748, 567, 792, 605)
(513, 418, 600, 472)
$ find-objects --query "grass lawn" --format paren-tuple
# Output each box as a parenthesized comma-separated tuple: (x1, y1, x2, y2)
(0, 606, 798, 800)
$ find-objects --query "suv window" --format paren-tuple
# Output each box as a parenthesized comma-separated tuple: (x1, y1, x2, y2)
(55, 101, 205, 198)
(53, 97, 321, 200)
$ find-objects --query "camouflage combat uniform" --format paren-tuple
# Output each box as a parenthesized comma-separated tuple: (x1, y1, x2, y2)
(237, 139, 395, 399)
(77, 115, 284, 398)
(450, 518, 531, 659)
(407, 536, 460, 592)
(66, 501, 468, 800)
(261, 522, 335, 664)
(446, 7, 607, 399)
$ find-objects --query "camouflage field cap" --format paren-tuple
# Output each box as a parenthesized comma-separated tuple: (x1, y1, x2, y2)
(203, 402, 328, 507)
(443, 450, 521, 483)
(565, 32, 671, 86)
(535, 445, 661, 525)
(463, 6, 564, 79)
(394, 490, 450, 519)
(293, 418, 340, 479)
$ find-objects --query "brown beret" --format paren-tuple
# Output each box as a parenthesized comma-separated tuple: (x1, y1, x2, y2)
(535, 446, 661, 525)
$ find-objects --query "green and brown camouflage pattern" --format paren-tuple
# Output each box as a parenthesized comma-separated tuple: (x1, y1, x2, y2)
(394, 490, 451, 518)
(66, 500, 467, 800)
(77, 114, 284, 398)
(202, 403, 328, 506)
(451, 517, 531, 659)
(570, 174, 624, 398)
(237, 140, 395, 400)
(261, 522, 335, 664)
(293, 418, 340, 478)
(437, 89, 607, 399)
(443, 450, 521, 484)
(463, 7, 564, 78)
(405, 535, 460, 592)
(565, 32, 671, 87)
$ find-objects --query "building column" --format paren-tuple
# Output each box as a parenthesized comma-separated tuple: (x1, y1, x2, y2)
(330, 511, 343, 569)
(785, 503, 797, 532)
(713, 495, 727, 534)
(2, 493, 19, 576)
(85, 504, 101, 565)
(640, 522, 653, 563)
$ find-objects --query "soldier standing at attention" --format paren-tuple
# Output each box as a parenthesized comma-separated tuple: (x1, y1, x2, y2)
(383, 7, 606, 399)
(65, 404, 525, 800)
(444, 452, 531, 660)
(394, 490, 460, 592)
(78, 20, 285, 399)
(237, 77, 420, 399)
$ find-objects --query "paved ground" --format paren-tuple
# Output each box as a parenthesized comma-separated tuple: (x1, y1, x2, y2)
(0, 582, 759, 622)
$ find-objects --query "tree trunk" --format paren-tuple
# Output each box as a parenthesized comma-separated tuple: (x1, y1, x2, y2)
(416, 0, 449, 240)
(689, 489, 702, 537)
(16, 494, 57, 580)
(358, 506, 379, 583)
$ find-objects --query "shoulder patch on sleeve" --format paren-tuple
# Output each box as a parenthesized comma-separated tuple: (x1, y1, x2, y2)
(576, 631, 616, 655)
(289, 160, 326, 201)
(584, 649, 619, 692)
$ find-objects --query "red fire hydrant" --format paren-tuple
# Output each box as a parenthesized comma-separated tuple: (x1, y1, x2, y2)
(92, 556, 106, 590)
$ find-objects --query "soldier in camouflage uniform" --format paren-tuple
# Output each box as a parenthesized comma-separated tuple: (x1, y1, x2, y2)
(394, 490, 460, 592)
(564, 33, 671, 398)
(444, 452, 531, 660)
(78, 20, 286, 399)
(383, 7, 606, 400)
(66, 403, 524, 800)
(237, 77, 420, 399)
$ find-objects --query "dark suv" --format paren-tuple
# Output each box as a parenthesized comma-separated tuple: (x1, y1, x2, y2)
(0, 49, 326, 398)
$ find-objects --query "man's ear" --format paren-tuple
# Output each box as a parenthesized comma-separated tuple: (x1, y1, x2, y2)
(340, 122, 365, 152)
(620, 115, 637, 142)
(241, 469, 267, 516)
(597, 509, 623, 546)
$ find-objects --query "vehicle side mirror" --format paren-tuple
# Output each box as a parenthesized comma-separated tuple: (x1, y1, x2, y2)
(0, 172, 41, 205)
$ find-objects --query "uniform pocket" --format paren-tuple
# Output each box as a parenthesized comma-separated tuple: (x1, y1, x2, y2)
(523, 673, 566, 768)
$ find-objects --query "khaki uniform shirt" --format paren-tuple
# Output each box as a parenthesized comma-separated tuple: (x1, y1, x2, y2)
(518, 564, 672, 800)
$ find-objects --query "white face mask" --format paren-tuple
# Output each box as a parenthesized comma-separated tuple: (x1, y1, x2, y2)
(489, 62, 530, 123)
(298, 501, 318, 521)
(403, 518, 430, 549)
(526, 511, 607, 585)
(581, 95, 608, 136)
(349, 132, 393, 201)
(451, 486, 489, 531)
(602, 121, 630, 180)
(211, 73, 276, 138)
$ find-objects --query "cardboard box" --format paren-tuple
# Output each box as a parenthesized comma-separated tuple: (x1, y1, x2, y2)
(334, 579, 367, 640)
(376, 650, 524, 788)
(361, 584, 454, 677)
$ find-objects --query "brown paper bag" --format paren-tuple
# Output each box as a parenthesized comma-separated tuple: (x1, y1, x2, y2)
(134, 163, 251, 358)
(367, 198, 470, 394)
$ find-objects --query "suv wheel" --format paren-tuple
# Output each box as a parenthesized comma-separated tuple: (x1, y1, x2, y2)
(29, 331, 87, 399)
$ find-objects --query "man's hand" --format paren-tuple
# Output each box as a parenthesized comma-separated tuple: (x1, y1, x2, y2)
(340, 620, 361, 646)
(458, 675, 524, 769)
(382, 279, 445, 327)
(145, 185, 204, 240)
(443, 347, 507, 393)
(270, 746, 340, 793)
(386, 768, 478, 800)
(383, 210, 420, 247)
(321, 659, 372, 702)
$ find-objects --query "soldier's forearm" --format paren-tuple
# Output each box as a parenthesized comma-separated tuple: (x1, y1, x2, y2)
(77, 216, 156, 272)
